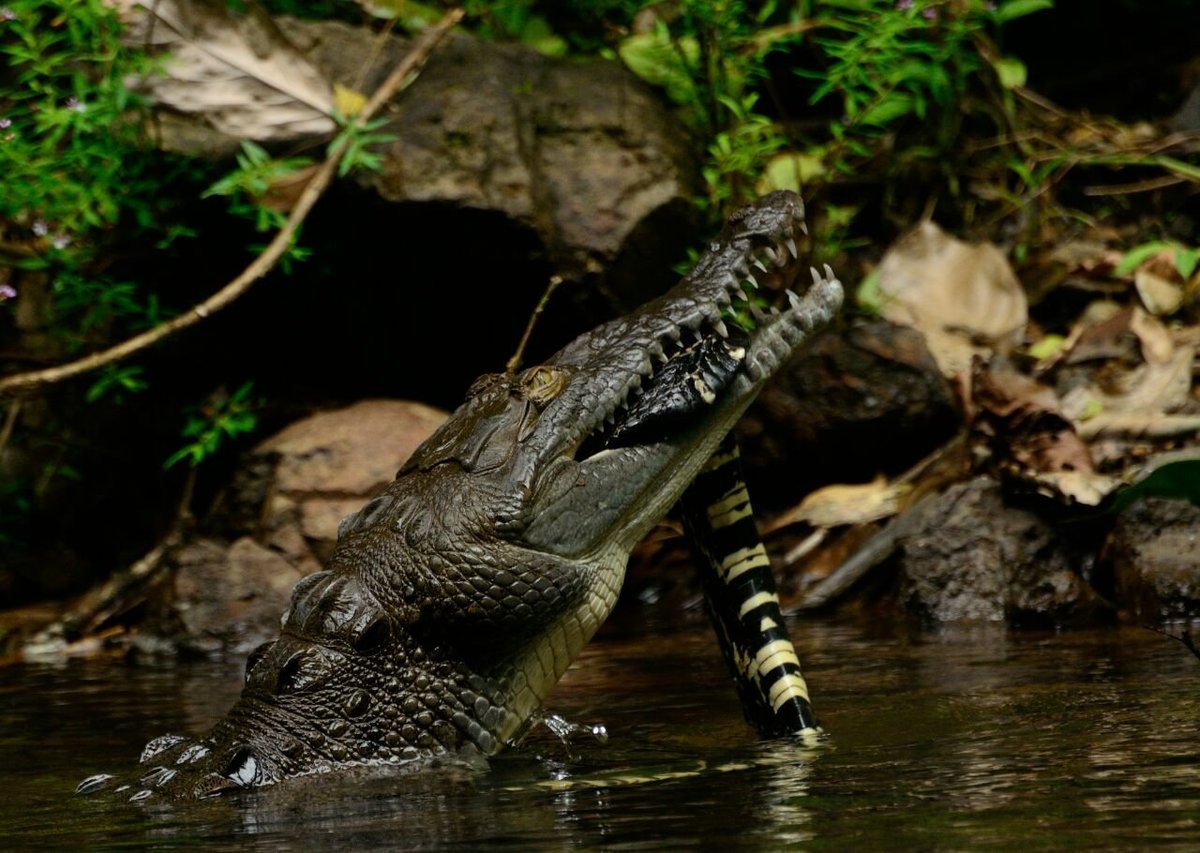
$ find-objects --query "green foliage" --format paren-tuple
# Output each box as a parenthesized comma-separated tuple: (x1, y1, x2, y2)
(614, 0, 1056, 229)
(615, 1, 797, 215)
(801, 0, 1047, 188)
(1109, 457, 1200, 515)
(85, 364, 148, 404)
(164, 382, 261, 470)
(1115, 240, 1200, 280)
(204, 141, 315, 233)
(0, 0, 202, 346)
(329, 113, 396, 177)
(462, 0, 570, 55)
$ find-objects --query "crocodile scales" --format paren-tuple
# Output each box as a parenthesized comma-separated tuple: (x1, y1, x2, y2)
(78, 191, 843, 800)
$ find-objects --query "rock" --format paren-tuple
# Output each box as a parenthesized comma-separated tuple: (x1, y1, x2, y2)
(1107, 497, 1200, 621)
(165, 400, 446, 653)
(152, 14, 698, 274)
(171, 536, 305, 656)
(257, 398, 446, 497)
(898, 477, 1105, 625)
(737, 319, 960, 509)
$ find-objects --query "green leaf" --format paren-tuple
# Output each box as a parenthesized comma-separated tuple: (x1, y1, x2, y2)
(992, 56, 1027, 90)
(1175, 247, 1199, 279)
(617, 30, 699, 106)
(1114, 241, 1174, 277)
(993, 0, 1055, 24)
(1110, 456, 1200, 515)
(858, 92, 914, 127)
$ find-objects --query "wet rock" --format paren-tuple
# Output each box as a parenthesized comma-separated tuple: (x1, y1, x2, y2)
(737, 319, 960, 508)
(898, 477, 1105, 625)
(171, 537, 305, 656)
(164, 400, 446, 653)
(1107, 497, 1200, 621)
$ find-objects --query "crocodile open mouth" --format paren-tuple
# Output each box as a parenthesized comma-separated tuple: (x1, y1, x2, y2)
(573, 254, 836, 465)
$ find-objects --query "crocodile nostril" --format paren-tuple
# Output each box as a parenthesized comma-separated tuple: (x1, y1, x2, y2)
(352, 616, 392, 653)
(276, 647, 329, 694)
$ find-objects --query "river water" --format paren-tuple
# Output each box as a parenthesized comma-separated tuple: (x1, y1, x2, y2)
(3, 619, 1199, 850)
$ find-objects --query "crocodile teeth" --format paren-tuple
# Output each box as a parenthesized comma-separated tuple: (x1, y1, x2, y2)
(824, 263, 836, 280)
(786, 237, 798, 259)
(799, 219, 809, 235)
(810, 266, 823, 286)
(713, 319, 729, 338)
(752, 257, 768, 273)
(734, 286, 749, 302)
(787, 289, 803, 312)
(763, 247, 779, 266)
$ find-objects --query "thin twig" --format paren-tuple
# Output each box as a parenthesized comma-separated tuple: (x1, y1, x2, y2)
(0, 8, 464, 402)
(507, 275, 563, 375)
(0, 398, 20, 458)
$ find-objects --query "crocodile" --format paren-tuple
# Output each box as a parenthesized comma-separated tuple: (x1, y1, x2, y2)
(77, 191, 843, 800)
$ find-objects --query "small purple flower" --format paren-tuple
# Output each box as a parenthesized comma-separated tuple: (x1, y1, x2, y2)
(32, 219, 48, 237)
(922, 6, 938, 19)
(896, 0, 914, 8)
(1, 8, 15, 22)
(66, 96, 85, 112)
(52, 234, 72, 250)
(0, 284, 17, 301)
(0, 118, 10, 130)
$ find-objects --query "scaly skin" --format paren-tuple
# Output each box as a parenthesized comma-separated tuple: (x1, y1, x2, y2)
(77, 191, 842, 800)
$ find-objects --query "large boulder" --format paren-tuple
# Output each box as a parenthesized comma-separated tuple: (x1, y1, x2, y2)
(145, 8, 699, 278)
(160, 399, 446, 654)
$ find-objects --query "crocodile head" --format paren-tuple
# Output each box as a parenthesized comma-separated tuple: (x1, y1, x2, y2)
(77, 191, 842, 800)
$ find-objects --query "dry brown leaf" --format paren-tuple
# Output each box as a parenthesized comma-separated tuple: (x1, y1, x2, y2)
(1135, 268, 1186, 316)
(1062, 346, 1195, 421)
(1128, 308, 1175, 364)
(769, 475, 907, 531)
(972, 358, 1118, 504)
(124, 0, 335, 143)
(874, 222, 1027, 377)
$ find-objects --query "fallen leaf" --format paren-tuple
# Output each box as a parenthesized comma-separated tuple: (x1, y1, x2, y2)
(1135, 267, 1185, 315)
(874, 222, 1028, 377)
(972, 357, 1118, 504)
(1129, 308, 1175, 364)
(1061, 346, 1195, 421)
(768, 475, 908, 531)
(124, 0, 335, 144)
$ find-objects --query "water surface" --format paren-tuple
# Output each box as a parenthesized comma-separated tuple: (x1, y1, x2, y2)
(3, 620, 1199, 849)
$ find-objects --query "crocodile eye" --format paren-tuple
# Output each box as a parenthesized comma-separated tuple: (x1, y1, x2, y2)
(522, 366, 570, 405)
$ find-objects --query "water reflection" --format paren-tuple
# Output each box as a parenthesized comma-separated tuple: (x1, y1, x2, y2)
(4, 621, 1200, 849)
